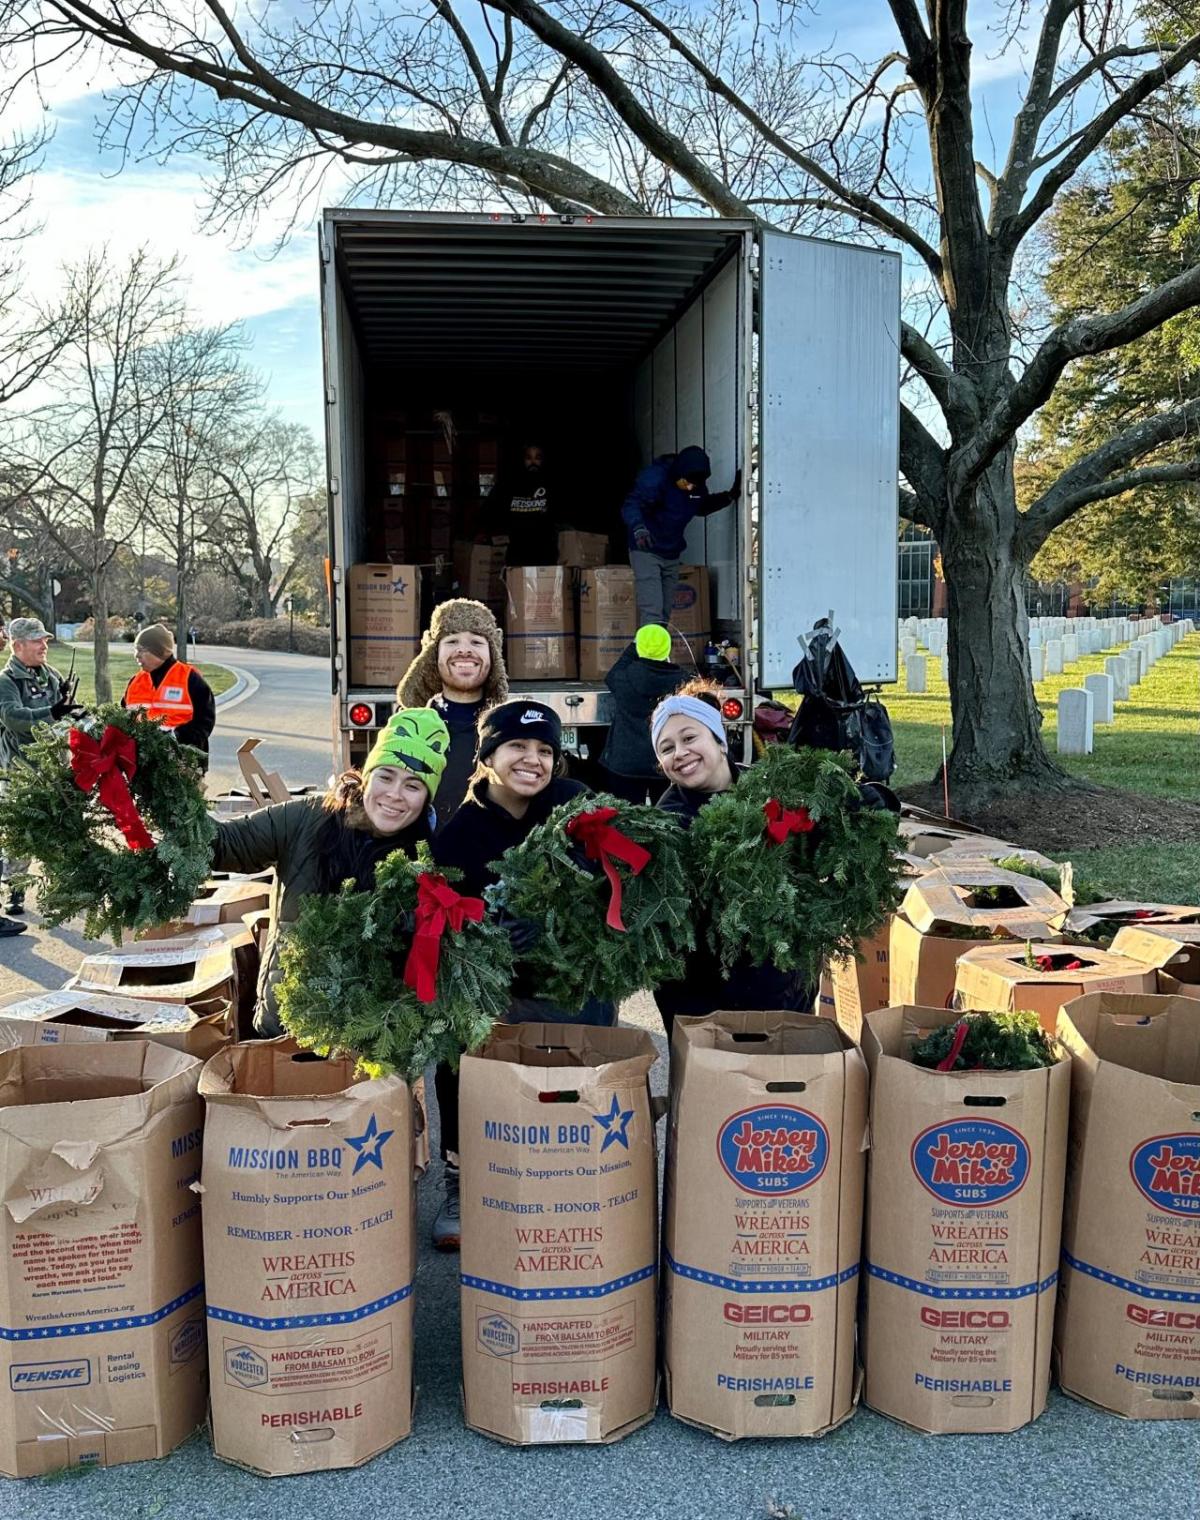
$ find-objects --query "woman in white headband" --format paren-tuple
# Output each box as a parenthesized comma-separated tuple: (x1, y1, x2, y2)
(650, 681, 811, 1033)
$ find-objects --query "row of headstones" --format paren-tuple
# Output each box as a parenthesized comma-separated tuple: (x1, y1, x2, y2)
(899, 614, 1171, 691)
(1057, 618, 1195, 755)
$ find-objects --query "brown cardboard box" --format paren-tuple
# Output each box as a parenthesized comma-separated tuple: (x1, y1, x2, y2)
(954, 943, 1156, 1033)
(459, 1023, 659, 1445)
(199, 1040, 417, 1475)
(0, 990, 227, 1061)
(1065, 903, 1200, 940)
(504, 567, 577, 680)
(137, 922, 259, 1040)
(68, 937, 238, 1038)
(669, 565, 710, 639)
(181, 879, 271, 927)
(663, 1012, 866, 1439)
(814, 970, 836, 1021)
(0, 1041, 206, 1476)
(454, 540, 506, 605)
(861, 1005, 1069, 1433)
(557, 530, 609, 568)
(889, 914, 986, 1012)
(235, 738, 318, 809)
(1111, 924, 1200, 984)
(896, 806, 985, 859)
(348, 563, 421, 686)
(578, 568, 636, 681)
(830, 920, 892, 1043)
(1056, 992, 1200, 1418)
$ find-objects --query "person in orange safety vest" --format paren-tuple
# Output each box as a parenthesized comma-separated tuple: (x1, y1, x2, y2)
(122, 623, 217, 768)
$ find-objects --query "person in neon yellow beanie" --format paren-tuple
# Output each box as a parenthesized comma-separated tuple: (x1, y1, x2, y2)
(599, 623, 684, 803)
(207, 707, 449, 1036)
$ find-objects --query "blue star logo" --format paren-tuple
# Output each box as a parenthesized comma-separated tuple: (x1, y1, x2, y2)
(592, 1093, 634, 1153)
(346, 1112, 394, 1174)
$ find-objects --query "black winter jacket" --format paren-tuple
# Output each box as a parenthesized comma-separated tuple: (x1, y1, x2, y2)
(599, 644, 683, 779)
(431, 775, 589, 899)
(430, 694, 485, 826)
(122, 655, 216, 763)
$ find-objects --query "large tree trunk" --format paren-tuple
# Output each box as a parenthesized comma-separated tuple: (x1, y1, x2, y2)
(941, 457, 1071, 811)
(92, 566, 111, 704)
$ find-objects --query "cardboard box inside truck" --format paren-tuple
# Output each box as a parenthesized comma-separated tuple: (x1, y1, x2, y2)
(0, 1041, 206, 1477)
(347, 563, 422, 687)
(663, 1011, 866, 1439)
(504, 566, 577, 680)
(458, 1022, 659, 1445)
(861, 1005, 1069, 1434)
(954, 942, 1156, 1033)
(578, 567, 636, 681)
(557, 530, 609, 568)
(1055, 992, 1200, 1420)
(199, 1039, 417, 1476)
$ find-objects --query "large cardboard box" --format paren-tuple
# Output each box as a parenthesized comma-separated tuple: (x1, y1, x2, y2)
(1064, 902, 1200, 942)
(347, 563, 421, 686)
(578, 567, 636, 681)
(896, 807, 985, 859)
(459, 1023, 659, 1445)
(1056, 993, 1200, 1419)
(663, 1012, 866, 1439)
(954, 943, 1156, 1033)
(889, 866, 1067, 1012)
(1110, 924, 1200, 986)
(199, 1040, 417, 1476)
(830, 920, 892, 1043)
(861, 1005, 1069, 1433)
(183, 879, 271, 927)
(68, 936, 238, 1037)
(0, 1041, 206, 1476)
(0, 990, 227, 1061)
(454, 540, 506, 606)
(557, 530, 608, 568)
(504, 567, 577, 680)
(670, 565, 710, 638)
(137, 922, 259, 1040)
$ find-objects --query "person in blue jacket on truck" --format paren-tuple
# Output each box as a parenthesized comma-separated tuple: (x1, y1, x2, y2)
(620, 445, 741, 626)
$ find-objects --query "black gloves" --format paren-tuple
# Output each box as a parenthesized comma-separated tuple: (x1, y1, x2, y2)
(729, 468, 742, 498)
(497, 910, 541, 956)
(633, 527, 653, 552)
(50, 697, 82, 720)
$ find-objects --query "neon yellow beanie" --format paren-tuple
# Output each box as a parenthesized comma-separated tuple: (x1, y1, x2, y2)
(362, 708, 449, 797)
(636, 624, 672, 662)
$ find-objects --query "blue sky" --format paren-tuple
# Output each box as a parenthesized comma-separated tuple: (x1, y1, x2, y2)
(13, 0, 1047, 447)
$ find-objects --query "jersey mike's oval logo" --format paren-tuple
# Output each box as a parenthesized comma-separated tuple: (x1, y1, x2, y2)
(910, 1118, 1031, 1207)
(1130, 1134, 1200, 1215)
(717, 1105, 829, 1195)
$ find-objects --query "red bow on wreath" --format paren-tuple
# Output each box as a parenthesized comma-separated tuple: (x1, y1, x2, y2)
(403, 872, 485, 1004)
(1035, 953, 1084, 973)
(565, 807, 650, 932)
(763, 798, 815, 845)
(68, 725, 153, 852)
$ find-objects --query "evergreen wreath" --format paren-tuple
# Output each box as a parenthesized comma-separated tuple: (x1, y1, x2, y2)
(687, 745, 903, 986)
(0, 704, 214, 940)
(911, 1010, 1058, 1071)
(490, 793, 694, 1008)
(276, 846, 514, 1080)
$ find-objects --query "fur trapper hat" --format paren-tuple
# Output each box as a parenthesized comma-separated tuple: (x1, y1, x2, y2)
(396, 597, 508, 708)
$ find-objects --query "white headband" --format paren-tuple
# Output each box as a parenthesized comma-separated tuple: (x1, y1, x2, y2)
(651, 694, 728, 752)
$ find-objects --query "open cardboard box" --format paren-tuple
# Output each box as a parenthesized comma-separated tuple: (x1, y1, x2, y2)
(954, 942, 1156, 1031)
(68, 935, 238, 1037)
(135, 922, 259, 1037)
(1109, 923, 1200, 985)
(1066, 902, 1200, 939)
(0, 989, 227, 1061)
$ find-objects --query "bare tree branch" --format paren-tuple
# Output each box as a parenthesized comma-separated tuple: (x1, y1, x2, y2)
(899, 401, 947, 531)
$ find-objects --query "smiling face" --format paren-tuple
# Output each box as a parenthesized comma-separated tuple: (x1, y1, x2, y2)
(488, 738, 555, 804)
(654, 712, 730, 792)
(438, 631, 491, 699)
(362, 765, 430, 834)
(14, 635, 50, 668)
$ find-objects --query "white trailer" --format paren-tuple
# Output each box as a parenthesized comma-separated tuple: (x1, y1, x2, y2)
(320, 210, 900, 767)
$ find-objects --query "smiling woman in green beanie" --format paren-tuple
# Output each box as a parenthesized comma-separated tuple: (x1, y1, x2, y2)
(209, 708, 449, 1036)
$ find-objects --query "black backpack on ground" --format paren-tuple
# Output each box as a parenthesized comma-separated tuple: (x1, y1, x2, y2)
(787, 619, 897, 785)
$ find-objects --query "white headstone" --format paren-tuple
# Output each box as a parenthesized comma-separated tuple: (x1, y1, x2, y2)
(1029, 645, 1046, 682)
(1057, 688, 1094, 756)
(905, 653, 927, 693)
(1062, 633, 1079, 664)
(1125, 648, 1144, 687)
(900, 635, 918, 658)
(1045, 639, 1064, 675)
(1029, 627, 1043, 648)
(1105, 655, 1129, 702)
(940, 653, 949, 683)
(1084, 672, 1115, 725)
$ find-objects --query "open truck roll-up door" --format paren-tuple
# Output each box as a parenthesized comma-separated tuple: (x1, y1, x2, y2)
(757, 232, 901, 691)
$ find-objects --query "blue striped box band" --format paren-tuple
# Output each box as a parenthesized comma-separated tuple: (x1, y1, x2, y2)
(665, 1251, 859, 1295)
(866, 1263, 1058, 1300)
(206, 1283, 414, 1332)
(0, 1282, 204, 1341)
(1063, 1251, 1200, 1304)
(461, 1264, 656, 1302)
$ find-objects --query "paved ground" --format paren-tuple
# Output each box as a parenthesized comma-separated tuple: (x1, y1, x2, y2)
(1, 648, 1197, 1516)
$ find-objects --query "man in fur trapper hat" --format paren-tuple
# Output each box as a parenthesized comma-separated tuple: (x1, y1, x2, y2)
(396, 598, 508, 826)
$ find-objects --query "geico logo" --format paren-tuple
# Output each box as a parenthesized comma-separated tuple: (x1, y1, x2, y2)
(920, 1308, 1010, 1329)
(722, 1303, 812, 1324)
(1126, 1305, 1200, 1329)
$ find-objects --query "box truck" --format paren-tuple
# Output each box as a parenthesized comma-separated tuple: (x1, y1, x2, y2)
(320, 210, 900, 767)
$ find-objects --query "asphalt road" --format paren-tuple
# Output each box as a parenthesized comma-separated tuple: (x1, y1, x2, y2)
(1, 650, 1197, 1516)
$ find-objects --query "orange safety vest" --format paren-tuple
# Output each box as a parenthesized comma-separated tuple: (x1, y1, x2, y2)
(124, 660, 196, 730)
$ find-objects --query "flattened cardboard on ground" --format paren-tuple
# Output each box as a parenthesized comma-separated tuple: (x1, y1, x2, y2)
(830, 920, 892, 1042)
(0, 1041, 205, 1477)
(199, 1039, 417, 1476)
(458, 1023, 659, 1446)
(1110, 924, 1200, 985)
(68, 936, 238, 1037)
(954, 943, 1156, 1033)
(663, 1012, 866, 1439)
(0, 990, 226, 1061)
(896, 806, 984, 859)
(1056, 992, 1200, 1419)
(937, 841, 1061, 876)
(861, 1005, 1069, 1434)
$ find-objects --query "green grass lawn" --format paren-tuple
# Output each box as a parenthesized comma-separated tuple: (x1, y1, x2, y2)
(887, 629, 1199, 901)
(67, 647, 237, 705)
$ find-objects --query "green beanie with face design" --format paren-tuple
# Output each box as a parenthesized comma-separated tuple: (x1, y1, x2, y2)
(362, 707, 450, 797)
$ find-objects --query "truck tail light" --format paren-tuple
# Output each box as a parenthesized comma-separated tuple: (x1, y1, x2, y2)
(348, 702, 375, 728)
(721, 697, 745, 722)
